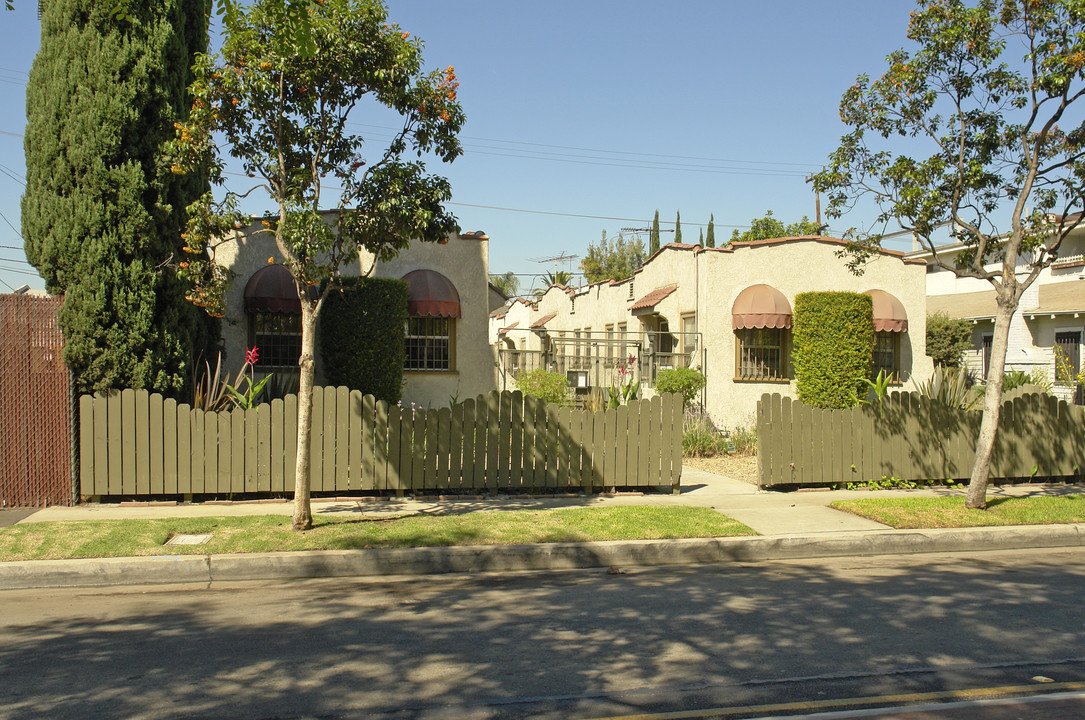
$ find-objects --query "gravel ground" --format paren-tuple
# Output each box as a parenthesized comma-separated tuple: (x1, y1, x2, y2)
(682, 454, 759, 485)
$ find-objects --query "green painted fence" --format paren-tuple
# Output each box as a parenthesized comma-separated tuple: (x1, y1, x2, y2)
(756, 391, 1085, 488)
(78, 388, 683, 498)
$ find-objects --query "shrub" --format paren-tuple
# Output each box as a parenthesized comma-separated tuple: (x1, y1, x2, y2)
(792, 292, 874, 409)
(682, 407, 727, 457)
(918, 365, 978, 410)
(730, 425, 758, 455)
(656, 367, 706, 406)
(926, 312, 973, 367)
(319, 277, 408, 404)
(514, 368, 570, 405)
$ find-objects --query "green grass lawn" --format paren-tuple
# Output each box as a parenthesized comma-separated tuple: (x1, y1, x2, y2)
(831, 495, 1085, 529)
(0, 506, 755, 562)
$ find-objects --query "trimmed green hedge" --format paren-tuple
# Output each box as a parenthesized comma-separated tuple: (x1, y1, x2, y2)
(319, 277, 408, 403)
(792, 291, 874, 408)
(514, 368, 570, 406)
(656, 367, 706, 407)
(926, 312, 973, 367)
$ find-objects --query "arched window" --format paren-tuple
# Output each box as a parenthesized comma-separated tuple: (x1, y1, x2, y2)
(732, 285, 792, 381)
(244, 264, 303, 369)
(402, 270, 461, 372)
(865, 289, 909, 381)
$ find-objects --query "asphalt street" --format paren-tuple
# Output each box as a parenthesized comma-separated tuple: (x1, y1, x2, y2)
(2, 547, 1083, 720)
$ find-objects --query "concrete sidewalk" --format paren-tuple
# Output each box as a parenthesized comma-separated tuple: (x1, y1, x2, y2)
(2, 467, 1083, 590)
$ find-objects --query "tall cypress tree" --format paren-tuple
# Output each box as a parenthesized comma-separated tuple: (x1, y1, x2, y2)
(674, 210, 682, 244)
(706, 214, 715, 248)
(650, 209, 660, 254)
(23, 0, 214, 396)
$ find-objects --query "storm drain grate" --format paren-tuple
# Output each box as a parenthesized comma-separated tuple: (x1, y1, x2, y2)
(164, 533, 214, 546)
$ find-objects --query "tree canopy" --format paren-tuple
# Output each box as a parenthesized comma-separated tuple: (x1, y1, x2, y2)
(23, 0, 215, 396)
(730, 211, 821, 244)
(813, 0, 1085, 507)
(170, 0, 464, 528)
(580, 230, 646, 284)
(489, 271, 519, 297)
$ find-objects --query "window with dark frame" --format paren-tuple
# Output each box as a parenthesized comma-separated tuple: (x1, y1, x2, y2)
(1055, 330, 1082, 385)
(872, 331, 900, 381)
(251, 312, 302, 368)
(405, 316, 452, 371)
(736, 327, 788, 380)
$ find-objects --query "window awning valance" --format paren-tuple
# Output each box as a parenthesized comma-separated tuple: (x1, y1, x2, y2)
(732, 284, 792, 330)
(865, 289, 908, 332)
(403, 269, 461, 318)
(244, 264, 302, 314)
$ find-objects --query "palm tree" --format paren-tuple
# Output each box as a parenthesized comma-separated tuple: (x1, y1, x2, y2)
(534, 270, 574, 299)
(489, 271, 520, 297)
(544, 270, 573, 287)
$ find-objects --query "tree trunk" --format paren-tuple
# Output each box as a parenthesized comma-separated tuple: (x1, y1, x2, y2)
(292, 301, 319, 530)
(965, 296, 1015, 509)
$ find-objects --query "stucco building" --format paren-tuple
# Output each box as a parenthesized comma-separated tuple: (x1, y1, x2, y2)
(916, 222, 1085, 403)
(490, 236, 934, 429)
(216, 220, 499, 409)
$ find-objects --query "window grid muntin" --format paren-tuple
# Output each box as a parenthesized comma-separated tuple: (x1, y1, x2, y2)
(405, 316, 451, 371)
(872, 331, 900, 381)
(252, 312, 302, 369)
(737, 327, 787, 380)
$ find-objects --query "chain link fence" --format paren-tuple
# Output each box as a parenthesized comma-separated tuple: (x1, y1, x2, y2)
(0, 294, 73, 507)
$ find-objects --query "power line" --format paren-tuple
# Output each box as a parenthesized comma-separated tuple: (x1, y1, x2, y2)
(346, 121, 821, 171)
(448, 201, 747, 228)
(0, 163, 25, 185)
(463, 148, 808, 177)
(0, 209, 22, 238)
(0, 263, 38, 277)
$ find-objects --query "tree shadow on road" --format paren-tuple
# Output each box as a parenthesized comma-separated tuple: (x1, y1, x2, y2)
(1, 549, 1083, 719)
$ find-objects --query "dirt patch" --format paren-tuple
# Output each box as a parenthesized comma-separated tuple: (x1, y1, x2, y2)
(683, 454, 759, 485)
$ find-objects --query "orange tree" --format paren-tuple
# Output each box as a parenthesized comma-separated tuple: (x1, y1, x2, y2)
(815, 0, 1085, 508)
(170, 0, 464, 529)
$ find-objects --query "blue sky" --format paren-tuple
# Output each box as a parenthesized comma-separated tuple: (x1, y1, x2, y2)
(0, 1, 921, 294)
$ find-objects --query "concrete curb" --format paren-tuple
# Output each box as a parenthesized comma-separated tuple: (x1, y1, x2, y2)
(2, 524, 1083, 590)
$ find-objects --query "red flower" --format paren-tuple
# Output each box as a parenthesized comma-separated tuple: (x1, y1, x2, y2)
(246, 346, 259, 365)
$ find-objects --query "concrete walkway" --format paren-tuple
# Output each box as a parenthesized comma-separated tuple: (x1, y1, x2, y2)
(2, 467, 1083, 590)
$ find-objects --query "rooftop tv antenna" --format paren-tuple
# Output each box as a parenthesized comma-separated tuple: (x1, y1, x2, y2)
(527, 252, 579, 276)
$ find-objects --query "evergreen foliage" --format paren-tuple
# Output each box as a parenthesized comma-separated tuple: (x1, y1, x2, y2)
(488, 271, 519, 297)
(731, 210, 820, 244)
(655, 367, 706, 407)
(650, 210, 660, 254)
(23, 0, 215, 395)
(514, 368, 570, 406)
(792, 292, 874, 408)
(674, 210, 682, 244)
(926, 312, 973, 368)
(580, 230, 646, 283)
(319, 277, 408, 404)
(706, 214, 715, 248)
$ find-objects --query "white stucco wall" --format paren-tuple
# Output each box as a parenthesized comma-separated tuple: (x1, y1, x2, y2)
(489, 238, 932, 428)
(216, 221, 497, 409)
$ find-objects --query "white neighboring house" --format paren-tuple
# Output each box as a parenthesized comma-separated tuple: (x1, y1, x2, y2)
(214, 219, 499, 409)
(490, 237, 934, 429)
(913, 221, 1085, 404)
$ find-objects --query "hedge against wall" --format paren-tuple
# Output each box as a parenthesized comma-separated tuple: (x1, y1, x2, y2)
(792, 291, 874, 409)
(319, 277, 408, 404)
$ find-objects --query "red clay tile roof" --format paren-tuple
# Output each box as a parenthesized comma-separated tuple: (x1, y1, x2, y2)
(529, 312, 557, 329)
(498, 321, 519, 335)
(630, 284, 678, 311)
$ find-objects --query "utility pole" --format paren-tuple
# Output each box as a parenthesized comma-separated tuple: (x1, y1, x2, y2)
(805, 170, 824, 234)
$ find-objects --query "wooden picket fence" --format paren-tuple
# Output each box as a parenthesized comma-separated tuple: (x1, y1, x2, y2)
(757, 391, 1085, 488)
(78, 388, 683, 498)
